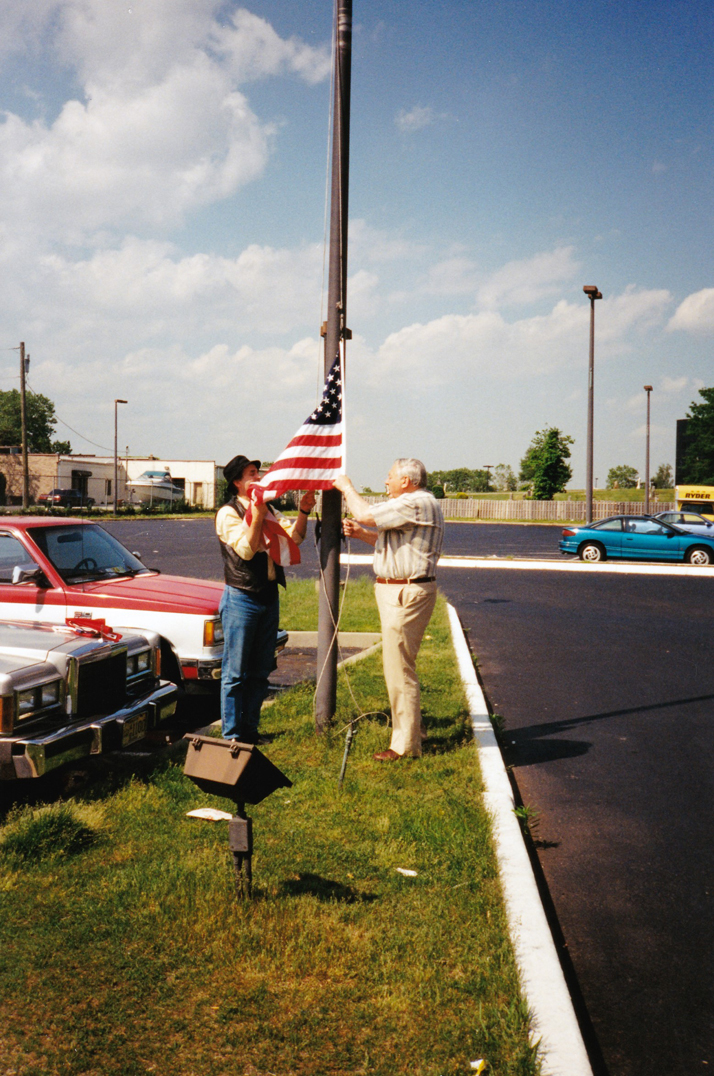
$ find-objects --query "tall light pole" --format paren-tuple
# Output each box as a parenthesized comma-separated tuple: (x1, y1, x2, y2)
(644, 385, 653, 514)
(583, 285, 602, 523)
(114, 400, 127, 516)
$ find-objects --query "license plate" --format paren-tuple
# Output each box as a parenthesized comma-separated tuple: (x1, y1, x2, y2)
(122, 712, 148, 747)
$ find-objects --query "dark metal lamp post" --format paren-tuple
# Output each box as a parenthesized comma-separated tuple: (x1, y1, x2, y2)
(583, 286, 602, 523)
(644, 385, 653, 513)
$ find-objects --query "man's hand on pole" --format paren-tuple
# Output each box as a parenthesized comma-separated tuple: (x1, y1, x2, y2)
(332, 474, 377, 527)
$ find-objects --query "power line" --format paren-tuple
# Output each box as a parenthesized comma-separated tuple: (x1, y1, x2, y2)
(24, 378, 114, 453)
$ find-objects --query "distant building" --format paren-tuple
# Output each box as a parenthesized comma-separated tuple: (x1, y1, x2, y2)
(0, 452, 217, 508)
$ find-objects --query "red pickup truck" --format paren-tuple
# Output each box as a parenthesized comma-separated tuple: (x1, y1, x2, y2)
(0, 517, 286, 692)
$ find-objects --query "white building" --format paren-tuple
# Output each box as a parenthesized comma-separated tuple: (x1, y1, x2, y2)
(55, 455, 217, 509)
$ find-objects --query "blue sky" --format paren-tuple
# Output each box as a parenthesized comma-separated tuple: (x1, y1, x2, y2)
(0, 0, 711, 488)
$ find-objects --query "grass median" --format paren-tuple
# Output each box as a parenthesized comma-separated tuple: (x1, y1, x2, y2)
(0, 580, 538, 1076)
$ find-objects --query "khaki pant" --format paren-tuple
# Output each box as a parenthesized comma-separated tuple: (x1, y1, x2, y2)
(374, 581, 437, 757)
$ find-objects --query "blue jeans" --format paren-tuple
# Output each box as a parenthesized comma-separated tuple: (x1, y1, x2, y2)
(219, 585, 280, 742)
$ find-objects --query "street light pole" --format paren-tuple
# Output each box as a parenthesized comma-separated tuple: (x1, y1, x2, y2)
(114, 400, 127, 516)
(644, 385, 653, 514)
(583, 286, 602, 523)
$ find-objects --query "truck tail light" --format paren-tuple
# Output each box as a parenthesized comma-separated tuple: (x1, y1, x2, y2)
(0, 695, 14, 734)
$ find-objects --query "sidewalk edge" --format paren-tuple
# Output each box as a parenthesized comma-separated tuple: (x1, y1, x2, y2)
(446, 602, 593, 1076)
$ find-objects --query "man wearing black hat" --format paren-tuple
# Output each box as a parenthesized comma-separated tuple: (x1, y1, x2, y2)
(216, 455, 315, 742)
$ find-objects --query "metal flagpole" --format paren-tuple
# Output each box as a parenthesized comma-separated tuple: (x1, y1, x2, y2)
(315, 0, 352, 732)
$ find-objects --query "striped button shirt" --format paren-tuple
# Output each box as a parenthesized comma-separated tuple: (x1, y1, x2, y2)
(370, 489, 444, 580)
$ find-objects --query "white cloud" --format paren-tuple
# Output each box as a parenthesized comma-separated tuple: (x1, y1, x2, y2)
(5, 237, 325, 347)
(212, 9, 331, 85)
(0, 2, 329, 241)
(348, 219, 425, 264)
(660, 376, 689, 394)
(364, 287, 672, 387)
(476, 246, 581, 308)
(422, 257, 479, 296)
(667, 288, 714, 334)
(347, 270, 381, 321)
(34, 334, 325, 460)
(4, 1, 329, 90)
(395, 105, 443, 133)
(0, 62, 271, 237)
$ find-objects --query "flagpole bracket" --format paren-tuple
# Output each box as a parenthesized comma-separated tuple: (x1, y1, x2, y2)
(321, 322, 351, 340)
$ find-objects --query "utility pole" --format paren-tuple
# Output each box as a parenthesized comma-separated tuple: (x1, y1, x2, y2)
(19, 343, 29, 509)
(315, 0, 352, 732)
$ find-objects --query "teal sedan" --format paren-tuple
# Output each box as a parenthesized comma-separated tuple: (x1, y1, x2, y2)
(559, 515, 714, 565)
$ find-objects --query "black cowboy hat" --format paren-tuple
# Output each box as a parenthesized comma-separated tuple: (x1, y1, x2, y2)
(223, 455, 261, 486)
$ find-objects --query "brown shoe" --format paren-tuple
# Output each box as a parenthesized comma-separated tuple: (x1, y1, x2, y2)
(373, 748, 402, 762)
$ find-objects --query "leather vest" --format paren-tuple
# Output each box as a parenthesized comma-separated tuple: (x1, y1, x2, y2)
(217, 497, 285, 597)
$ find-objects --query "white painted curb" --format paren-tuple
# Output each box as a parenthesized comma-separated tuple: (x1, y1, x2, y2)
(341, 552, 714, 576)
(447, 603, 594, 1076)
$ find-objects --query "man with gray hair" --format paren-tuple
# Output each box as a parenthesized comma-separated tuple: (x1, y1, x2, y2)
(333, 459, 445, 761)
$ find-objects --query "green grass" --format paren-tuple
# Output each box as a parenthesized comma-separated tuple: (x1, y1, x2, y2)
(281, 574, 382, 632)
(0, 590, 538, 1076)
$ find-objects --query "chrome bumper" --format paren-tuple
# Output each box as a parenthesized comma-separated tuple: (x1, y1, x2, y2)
(3, 680, 178, 779)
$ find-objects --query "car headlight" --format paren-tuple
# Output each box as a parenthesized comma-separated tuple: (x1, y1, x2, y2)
(203, 618, 224, 647)
(136, 651, 151, 672)
(17, 688, 36, 717)
(41, 681, 61, 708)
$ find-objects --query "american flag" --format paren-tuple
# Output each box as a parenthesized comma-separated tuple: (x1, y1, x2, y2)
(244, 351, 343, 566)
(249, 351, 343, 501)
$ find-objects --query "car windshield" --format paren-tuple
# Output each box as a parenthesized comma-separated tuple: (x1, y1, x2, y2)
(27, 524, 153, 584)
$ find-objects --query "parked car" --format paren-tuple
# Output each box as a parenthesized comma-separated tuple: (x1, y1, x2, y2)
(559, 515, 714, 565)
(37, 489, 95, 509)
(0, 618, 177, 779)
(0, 517, 287, 693)
(654, 510, 714, 536)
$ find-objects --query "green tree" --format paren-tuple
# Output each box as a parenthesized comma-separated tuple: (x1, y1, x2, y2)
(652, 463, 673, 489)
(0, 390, 71, 454)
(493, 463, 517, 492)
(607, 465, 638, 489)
(427, 468, 492, 494)
(519, 427, 573, 499)
(681, 387, 714, 485)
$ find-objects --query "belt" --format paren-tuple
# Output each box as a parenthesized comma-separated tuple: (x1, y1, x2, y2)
(375, 576, 436, 585)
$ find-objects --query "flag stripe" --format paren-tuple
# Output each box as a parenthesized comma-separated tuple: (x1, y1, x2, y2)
(271, 444, 342, 461)
(286, 434, 342, 448)
(268, 456, 342, 471)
